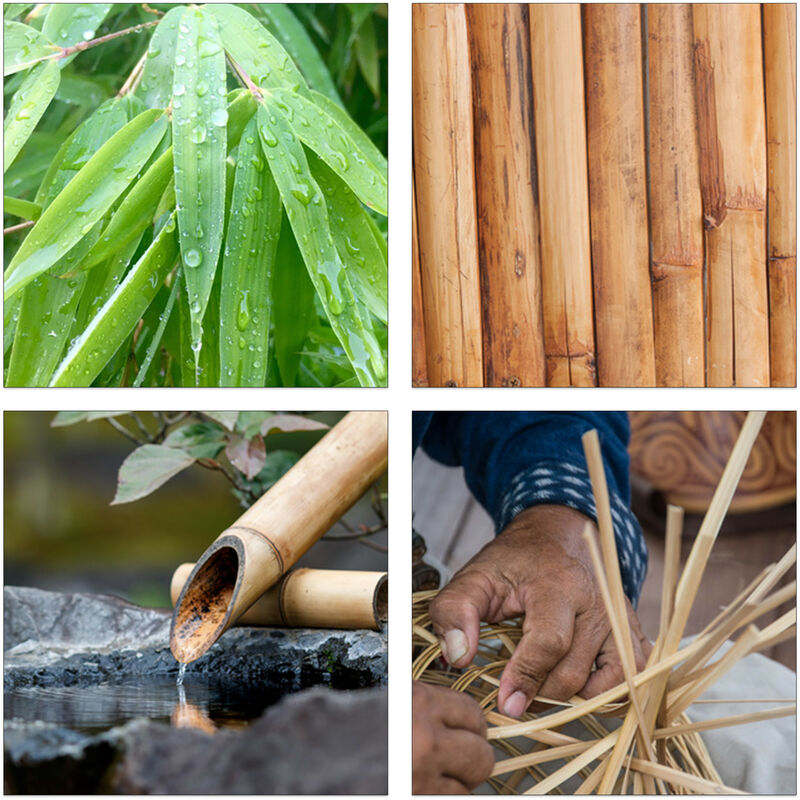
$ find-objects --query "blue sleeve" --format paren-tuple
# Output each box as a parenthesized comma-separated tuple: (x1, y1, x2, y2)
(418, 412, 647, 605)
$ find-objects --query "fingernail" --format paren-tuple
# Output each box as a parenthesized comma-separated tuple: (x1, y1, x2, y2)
(503, 690, 528, 718)
(444, 629, 468, 664)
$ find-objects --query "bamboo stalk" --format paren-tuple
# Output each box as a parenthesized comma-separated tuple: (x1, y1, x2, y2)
(583, 4, 655, 387)
(412, 4, 483, 386)
(466, 4, 546, 387)
(171, 565, 387, 631)
(170, 411, 388, 663)
(763, 4, 797, 386)
(646, 4, 705, 386)
(529, 3, 595, 387)
(694, 4, 769, 386)
(411, 175, 428, 387)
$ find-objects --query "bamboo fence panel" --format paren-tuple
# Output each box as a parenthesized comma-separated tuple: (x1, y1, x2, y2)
(412, 3, 483, 387)
(529, 4, 595, 387)
(467, 3, 546, 387)
(763, 3, 797, 387)
(411, 3, 795, 387)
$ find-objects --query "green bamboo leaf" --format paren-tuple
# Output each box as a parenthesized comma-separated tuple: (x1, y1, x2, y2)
(272, 217, 315, 386)
(137, 6, 183, 108)
(3, 20, 57, 75)
(42, 4, 112, 67)
(254, 4, 341, 105)
(82, 146, 172, 270)
(172, 5, 227, 360)
(4, 60, 60, 172)
(5, 131, 65, 198)
(55, 74, 110, 108)
(308, 152, 386, 323)
(269, 87, 386, 214)
(111, 443, 196, 505)
(49, 212, 179, 387)
(219, 116, 281, 386)
(178, 266, 220, 386)
(3, 195, 40, 220)
(345, 4, 376, 35)
(354, 15, 380, 99)
(4, 294, 21, 356)
(257, 100, 384, 386)
(208, 3, 309, 94)
(4, 108, 168, 300)
(133, 270, 180, 387)
(4, 5, 34, 21)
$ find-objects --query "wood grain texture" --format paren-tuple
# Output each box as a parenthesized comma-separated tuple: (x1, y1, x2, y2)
(467, 4, 546, 387)
(412, 3, 483, 387)
(694, 4, 769, 386)
(646, 4, 704, 387)
(583, 4, 655, 387)
(763, 4, 797, 387)
(529, 4, 596, 387)
(411, 175, 429, 387)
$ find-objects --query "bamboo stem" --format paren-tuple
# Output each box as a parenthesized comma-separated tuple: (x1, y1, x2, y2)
(412, 4, 483, 386)
(411, 176, 428, 387)
(466, 4, 546, 387)
(646, 4, 705, 386)
(583, 4, 655, 387)
(694, 4, 769, 386)
(529, 3, 596, 387)
(763, 4, 797, 386)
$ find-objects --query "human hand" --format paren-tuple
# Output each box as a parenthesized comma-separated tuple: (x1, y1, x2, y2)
(412, 682, 494, 794)
(429, 505, 651, 718)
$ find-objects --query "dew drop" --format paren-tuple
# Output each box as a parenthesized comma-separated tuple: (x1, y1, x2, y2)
(237, 291, 250, 331)
(211, 108, 228, 127)
(148, 44, 161, 58)
(173, 83, 185, 96)
(184, 249, 202, 268)
(290, 183, 313, 205)
(175, 54, 186, 66)
(191, 338, 202, 353)
(190, 124, 207, 144)
(260, 127, 278, 147)
(198, 38, 221, 57)
(195, 223, 204, 238)
(242, 206, 251, 218)
(82, 29, 94, 40)
(195, 79, 208, 97)
(289, 154, 301, 174)
(15, 107, 31, 121)
(245, 136, 255, 145)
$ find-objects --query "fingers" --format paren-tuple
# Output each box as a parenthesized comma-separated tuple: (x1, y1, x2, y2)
(442, 729, 495, 789)
(497, 593, 576, 717)
(429, 572, 492, 668)
(435, 684, 488, 736)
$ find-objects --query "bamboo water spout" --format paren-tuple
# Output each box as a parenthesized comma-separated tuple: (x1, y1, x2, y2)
(170, 411, 388, 663)
(171, 565, 388, 631)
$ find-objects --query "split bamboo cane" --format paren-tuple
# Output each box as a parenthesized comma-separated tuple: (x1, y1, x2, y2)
(583, 4, 655, 387)
(171, 565, 387, 631)
(170, 411, 388, 663)
(694, 4, 769, 386)
(763, 4, 797, 387)
(412, 3, 483, 387)
(466, 4, 546, 388)
(411, 176, 428, 387)
(646, 4, 704, 387)
(529, 4, 596, 387)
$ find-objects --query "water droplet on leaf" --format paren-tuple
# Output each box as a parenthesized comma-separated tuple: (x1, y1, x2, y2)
(184, 249, 202, 268)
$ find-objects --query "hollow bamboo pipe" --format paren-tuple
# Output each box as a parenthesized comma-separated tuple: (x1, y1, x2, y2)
(171, 565, 388, 631)
(170, 411, 388, 663)
(466, 3, 546, 388)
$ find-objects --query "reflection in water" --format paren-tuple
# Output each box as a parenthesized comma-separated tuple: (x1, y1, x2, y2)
(5, 678, 287, 735)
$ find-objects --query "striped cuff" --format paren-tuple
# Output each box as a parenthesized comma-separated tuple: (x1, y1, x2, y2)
(496, 460, 647, 605)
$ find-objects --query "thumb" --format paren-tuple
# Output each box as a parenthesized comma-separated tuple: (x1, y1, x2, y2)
(429, 573, 489, 668)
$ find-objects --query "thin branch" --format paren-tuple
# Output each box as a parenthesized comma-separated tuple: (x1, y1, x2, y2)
(227, 53, 264, 100)
(129, 412, 152, 440)
(4, 221, 35, 235)
(118, 50, 148, 97)
(105, 417, 144, 446)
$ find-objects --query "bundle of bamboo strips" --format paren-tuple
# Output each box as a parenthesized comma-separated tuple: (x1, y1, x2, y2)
(412, 411, 797, 793)
(412, 4, 796, 387)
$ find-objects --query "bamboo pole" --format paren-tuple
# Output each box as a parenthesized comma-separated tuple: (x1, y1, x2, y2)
(763, 4, 797, 386)
(583, 4, 655, 387)
(466, 4, 546, 387)
(646, 4, 704, 386)
(412, 4, 483, 387)
(171, 565, 387, 631)
(529, 4, 595, 387)
(411, 176, 428, 387)
(170, 411, 388, 663)
(694, 4, 769, 386)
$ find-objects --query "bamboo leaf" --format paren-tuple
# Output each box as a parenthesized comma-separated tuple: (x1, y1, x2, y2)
(3, 20, 57, 75)
(137, 6, 183, 108)
(49, 212, 179, 387)
(257, 100, 384, 386)
(4, 195, 40, 220)
(354, 16, 380, 99)
(42, 4, 112, 67)
(111, 444, 196, 505)
(272, 215, 315, 386)
(4, 6, 34, 21)
(4, 108, 168, 300)
(132, 270, 180, 387)
(308, 151, 387, 323)
(172, 5, 227, 360)
(219, 116, 281, 386)
(4, 60, 60, 172)
(55, 74, 110, 108)
(208, 3, 309, 94)
(270, 87, 387, 214)
(254, 4, 342, 105)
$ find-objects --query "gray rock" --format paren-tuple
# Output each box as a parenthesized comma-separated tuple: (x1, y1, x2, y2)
(115, 687, 388, 794)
